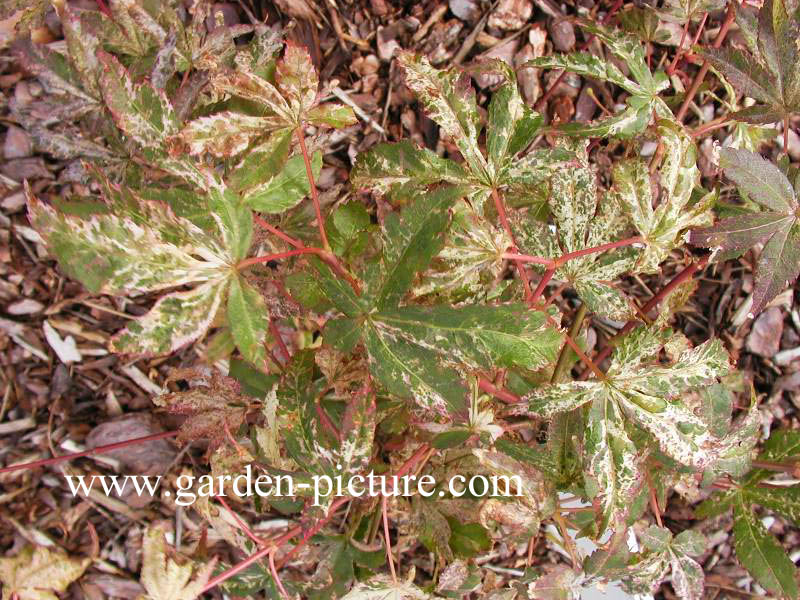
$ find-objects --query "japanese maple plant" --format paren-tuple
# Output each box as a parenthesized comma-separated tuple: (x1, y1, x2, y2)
(3, 0, 800, 598)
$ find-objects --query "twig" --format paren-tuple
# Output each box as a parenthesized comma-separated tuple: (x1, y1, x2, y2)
(0, 431, 178, 474)
(675, 2, 736, 123)
(492, 188, 534, 303)
(551, 302, 588, 384)
(268, 550, 290, 599)
(477, 377, 521, 404)
(296, 124, 330, 251)
(331, 86, 386, 134)
(382, 494, 397, 583)
(581, 254, 710, 379)
(269, 318, 291, 363)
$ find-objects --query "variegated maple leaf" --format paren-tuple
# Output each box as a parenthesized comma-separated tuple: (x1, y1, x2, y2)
(521, 327, 748, 528)
(514, 139, 638, 320)
(178, 42, 355, 156)
(26, 179, 270, 368)
(598, 527, 707, 600)
(340, 573, 430, 600)
(612, 121, 715, 273)
(352, 55, 570, 215)
(528, 20, 671, 137)
(690, 147, 800, 315)
(306, 188, 563, 417)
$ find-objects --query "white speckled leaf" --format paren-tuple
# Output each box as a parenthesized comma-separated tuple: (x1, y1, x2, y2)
(372, 303, 562, 371)
(398, 52, 487, 179)
(97, 51, 177, 149)
(178, 112, 274, 157)
(111, 280, 225, 356)
(585, 395, 645, 531)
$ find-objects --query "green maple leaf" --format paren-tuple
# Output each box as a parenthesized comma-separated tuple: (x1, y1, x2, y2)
(700, 0, 800, 125)
(528, 19, 671, 138)
(690, 147, 800, 314)
(697, 430, 800, 599)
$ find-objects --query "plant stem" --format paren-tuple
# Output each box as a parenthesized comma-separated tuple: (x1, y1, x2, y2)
(667, 19, 690, 75)
(531, 268, 556, 304)
(269, 318, 291, 363)
(477, 377, 521, 403)
(203, 445, 434, 593)
(216, 494, 267, 548)
(556, 236, 642, 266)
(690, 12, 709, 47)
(0, 431, 178, 474)
(296, 124, 330, 251)
(551, 302, 588, 384)
(752, 459, 799, 474)
(492, 188, 534, 303)
(502, 252, 555, 267)
(269, 550, 290, 599)
(511, 236, 643, 303)
(506, 236, 643, 269)
(238, 248, 320, 268)
(382, 494, 397, 583)
(239, 247, 361, 293)
(690, 114, 732, 137)
(581, 254, 709, 379)
(675, 2, 736, 123)
(784, 115, 790, 155)
(254, 215, 304, 249)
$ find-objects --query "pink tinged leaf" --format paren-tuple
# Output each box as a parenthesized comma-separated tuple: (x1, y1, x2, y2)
(719, 147, 796, 212)
(276, 42, 319, 118)
(751, 220, 800, 314)
(689, 212, 793, 251)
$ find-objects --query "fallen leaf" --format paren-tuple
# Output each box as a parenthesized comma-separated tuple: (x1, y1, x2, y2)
(43, 320, 82, 364)
(0, 545, 90, 600)
(746, 306, 784, 357)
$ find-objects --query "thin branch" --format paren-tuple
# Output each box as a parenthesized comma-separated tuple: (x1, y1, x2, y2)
(382, 494, 397, 583)
(270, 318, 291, 363)
(492, 188, 534, 302)
(667, 18, 690, 75)
(551, 302, 588, 384)
(238, 248, 320, 269)
(296, 124, 330, 250)
(269, 549, 290, 599)
(0, 431, 178, 474)
(675, 2, 736, 122)
(581, 254, 710, 379)
(215, 495, 267, 548)
(478, 377, 521, 403)
(254, 215, 304, 249)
